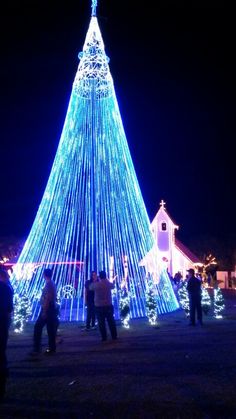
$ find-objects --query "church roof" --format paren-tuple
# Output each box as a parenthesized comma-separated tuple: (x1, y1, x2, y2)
(175, 237, 201, 264)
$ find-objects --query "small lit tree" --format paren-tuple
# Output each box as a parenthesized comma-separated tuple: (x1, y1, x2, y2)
(119, 282, 130, 329)
(201, 287, 212, 315)
(13, 293, 32, 333)
(213, 287, 225, 319)
(177, 280, 190, 318)
(145, 275, 158, 325)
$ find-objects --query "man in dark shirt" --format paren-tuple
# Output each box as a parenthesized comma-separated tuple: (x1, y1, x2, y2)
(186, 268, 203, 326)
(84, 271, 98, 330)
(90, 270, 117, 341)
(0, 268, 14, 400)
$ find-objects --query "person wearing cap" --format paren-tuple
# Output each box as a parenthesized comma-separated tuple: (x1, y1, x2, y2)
(31, 268, 58, 355)
(186, 268, 203, 326)
(0, 268, 14, 400)
(89, 270, 117, 342)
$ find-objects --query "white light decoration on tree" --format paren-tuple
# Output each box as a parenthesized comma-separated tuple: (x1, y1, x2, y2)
(177, 279, 190, 318)
(13, 293, 32, 333)
(118, 255, 131, 328)
(145, 275, 158, 325)
(213, 287, 225, 319)
(201, 286, 212, 315)
(13, 263, 40, 281)
(119, 284, 130, 329)
(10, 1, 179, 322)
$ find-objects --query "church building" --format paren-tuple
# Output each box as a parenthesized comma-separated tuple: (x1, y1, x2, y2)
(149, 200, 202, 278)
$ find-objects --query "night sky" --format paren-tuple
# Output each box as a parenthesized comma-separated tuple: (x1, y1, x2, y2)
(1, 1, 235, 250)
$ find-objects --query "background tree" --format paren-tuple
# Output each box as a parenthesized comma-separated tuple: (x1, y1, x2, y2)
(0, 236, 24, 264)
(185, 233, 235, 271)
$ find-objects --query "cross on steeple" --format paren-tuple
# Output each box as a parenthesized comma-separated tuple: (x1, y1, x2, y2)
(160, 199, 166, 209)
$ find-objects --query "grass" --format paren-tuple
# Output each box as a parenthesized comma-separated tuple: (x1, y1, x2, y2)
(1, 289, 236, 419)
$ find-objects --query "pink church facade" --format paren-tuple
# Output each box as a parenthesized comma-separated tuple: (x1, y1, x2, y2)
(150, 200, 202, 278)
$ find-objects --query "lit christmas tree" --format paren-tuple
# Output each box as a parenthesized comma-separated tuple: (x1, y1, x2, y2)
(213, 287, 225, 319)
(119, 283, 130, 329)
(201, 287, 212, 315)
(13, 293, 32, 333)
(177, 280, 190, 318)
(118, 256, 131, 328)
(10, 0, 179, 322)
(145, 275, 158, 325)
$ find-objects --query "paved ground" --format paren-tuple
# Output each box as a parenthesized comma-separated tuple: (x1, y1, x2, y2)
(0, 289, 236, 419)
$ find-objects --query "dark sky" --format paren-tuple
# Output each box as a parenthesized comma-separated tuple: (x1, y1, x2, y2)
(0, 1, 235, 248)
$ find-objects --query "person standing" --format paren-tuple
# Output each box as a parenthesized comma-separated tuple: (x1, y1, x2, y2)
(31, 268, 58, 355)
(84, 271, 98, 330)
(186, 268, 203, 326)
(0, 268, 14, 400)
(89, 270, 117, 342)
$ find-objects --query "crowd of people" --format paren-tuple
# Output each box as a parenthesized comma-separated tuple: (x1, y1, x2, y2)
(170, 269, 216, 290)
(0, 264, 206, 402)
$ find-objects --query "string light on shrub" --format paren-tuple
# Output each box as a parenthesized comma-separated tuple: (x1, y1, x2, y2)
(145, 275, 158, 325)
(178, 280, 190, 318)
(118, 255, 131, 327)
(201, 287, 212, 315)
(213, 287, 225, 319)
(119, 284, 130, 329)
(13, 293, 32, 333)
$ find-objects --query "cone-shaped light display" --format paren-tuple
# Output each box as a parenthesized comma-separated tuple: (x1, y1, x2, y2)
(11, 3, 179, 321)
